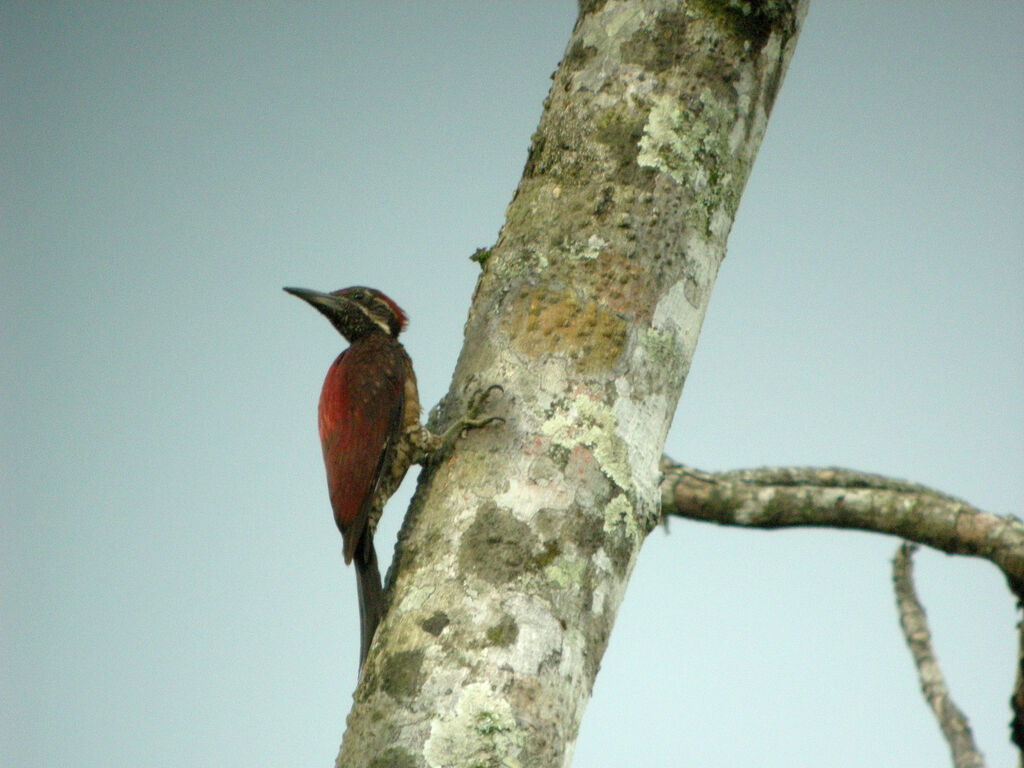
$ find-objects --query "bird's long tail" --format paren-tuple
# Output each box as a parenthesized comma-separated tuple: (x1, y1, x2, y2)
(355, 538, 383, 668)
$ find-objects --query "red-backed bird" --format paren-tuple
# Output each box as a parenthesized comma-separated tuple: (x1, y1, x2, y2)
(284, 285, 501, 669)
(284, 286, 421, 668)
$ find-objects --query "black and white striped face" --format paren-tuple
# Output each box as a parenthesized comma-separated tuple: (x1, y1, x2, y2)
(284, 285, 407, 342)
(330, 286, 407, 339)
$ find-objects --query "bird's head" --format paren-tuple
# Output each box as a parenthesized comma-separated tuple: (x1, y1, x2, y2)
(283, 285, 408, 342)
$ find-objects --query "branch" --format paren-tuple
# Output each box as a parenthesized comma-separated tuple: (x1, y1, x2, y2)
(660, 458, 1024, 596)
(663, 458, 1024, 759)
(893, 543, 987, 768)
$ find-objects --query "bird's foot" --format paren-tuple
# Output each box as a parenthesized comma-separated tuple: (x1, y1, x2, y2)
(434, 384, 505, 457)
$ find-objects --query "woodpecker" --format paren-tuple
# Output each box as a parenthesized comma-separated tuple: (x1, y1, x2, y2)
(284, 285, 500, 669)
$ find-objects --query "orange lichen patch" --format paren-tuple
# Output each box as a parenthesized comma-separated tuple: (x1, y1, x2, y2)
(592, 249, 657, 320)
(504, 285, 627, 373)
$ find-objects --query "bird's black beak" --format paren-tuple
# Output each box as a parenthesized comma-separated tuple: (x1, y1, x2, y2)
(284, 286, 364, 339)
(284, 286, 336, 309)
(284, 286, 354, 329)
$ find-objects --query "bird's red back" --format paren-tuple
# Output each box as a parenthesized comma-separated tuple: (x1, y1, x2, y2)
(318, 337, 407, 564)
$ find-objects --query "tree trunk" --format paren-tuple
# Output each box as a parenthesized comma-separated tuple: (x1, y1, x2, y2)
(336, 2, 807, 765)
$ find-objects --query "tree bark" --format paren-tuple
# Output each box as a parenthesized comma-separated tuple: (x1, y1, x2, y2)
(336, 1, 807, 765)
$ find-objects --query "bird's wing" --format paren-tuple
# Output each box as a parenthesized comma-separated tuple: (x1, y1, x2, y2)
(317, 341, 405, 564)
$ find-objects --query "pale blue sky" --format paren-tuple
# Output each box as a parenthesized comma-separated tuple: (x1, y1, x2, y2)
(2, 3, 1022, 766)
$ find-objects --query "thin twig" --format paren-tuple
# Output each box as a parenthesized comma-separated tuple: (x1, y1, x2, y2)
(892, 542, 986, 768)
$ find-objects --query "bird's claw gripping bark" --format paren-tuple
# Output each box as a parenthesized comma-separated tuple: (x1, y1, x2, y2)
(466, 384, 505, 424)
(435, 384, 505, 456)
